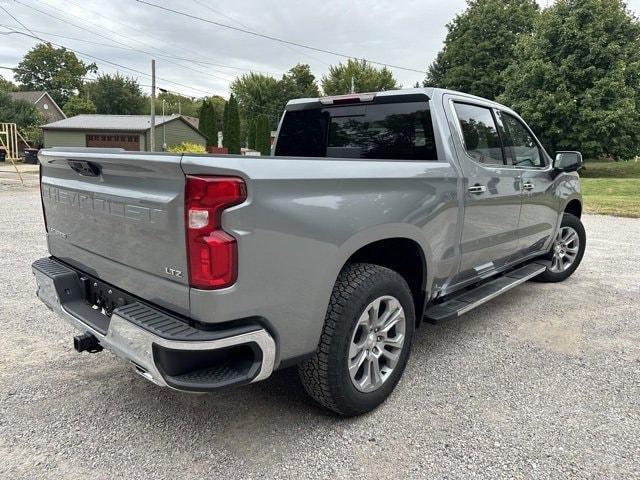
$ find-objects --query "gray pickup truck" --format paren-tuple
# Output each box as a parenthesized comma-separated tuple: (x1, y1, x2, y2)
(32, 88, 585, 416)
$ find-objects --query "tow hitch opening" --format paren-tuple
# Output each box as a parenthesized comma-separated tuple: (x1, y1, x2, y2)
(74, 332, 103, 353)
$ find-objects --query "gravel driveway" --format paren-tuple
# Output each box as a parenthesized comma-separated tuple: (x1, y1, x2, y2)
(1, 186, 638, 479)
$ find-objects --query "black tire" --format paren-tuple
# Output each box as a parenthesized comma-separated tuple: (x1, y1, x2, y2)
(298, 263, 415, 416)
(534, 213, 586, 283)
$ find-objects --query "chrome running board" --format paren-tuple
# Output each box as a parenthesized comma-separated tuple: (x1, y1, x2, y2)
(424, 261, 548, 323)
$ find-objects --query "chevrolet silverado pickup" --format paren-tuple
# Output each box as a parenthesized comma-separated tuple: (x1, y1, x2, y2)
(32, 88, 586, 416)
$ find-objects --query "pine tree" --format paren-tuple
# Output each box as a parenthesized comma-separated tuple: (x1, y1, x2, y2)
(222, 99, 229, 148)
(247, 117, 257, 150)
(225, 94, 241, 154)
(255, 114, 271, 156)
(198, 100, 217, 147)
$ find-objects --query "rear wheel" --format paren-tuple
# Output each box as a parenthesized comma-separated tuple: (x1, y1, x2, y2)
(534, 213, 586, 283)
(298, 263, 415, 416)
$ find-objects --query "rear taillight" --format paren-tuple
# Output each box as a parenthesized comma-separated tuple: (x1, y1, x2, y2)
(185, 175, 247, 289)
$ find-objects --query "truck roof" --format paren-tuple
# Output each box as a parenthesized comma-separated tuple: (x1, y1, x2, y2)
(286, 87, 512, 112)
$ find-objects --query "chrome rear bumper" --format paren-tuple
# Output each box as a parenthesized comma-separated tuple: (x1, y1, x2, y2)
(32, 258, 276, 391)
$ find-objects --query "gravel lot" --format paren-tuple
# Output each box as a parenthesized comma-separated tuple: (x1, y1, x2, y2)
(1, 185, 639, 479)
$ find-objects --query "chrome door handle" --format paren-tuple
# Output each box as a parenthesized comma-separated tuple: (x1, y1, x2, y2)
(468, 184, 487, 194)
(523, 182, 535, 191)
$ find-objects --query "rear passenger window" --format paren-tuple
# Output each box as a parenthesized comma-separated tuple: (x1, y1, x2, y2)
(497, 112, 544, 168)
(275, 101, 438, 160)
(454, 103, 504, 165)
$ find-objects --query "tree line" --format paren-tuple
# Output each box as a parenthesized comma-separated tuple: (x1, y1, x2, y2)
(2, 0, 638, 159)
(425, 0, 640, 161)
(0, 42, 397, 152)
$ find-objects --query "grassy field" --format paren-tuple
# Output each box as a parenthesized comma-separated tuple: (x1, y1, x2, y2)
(581, 161, 639, 217)
(580, 160, 640, 178)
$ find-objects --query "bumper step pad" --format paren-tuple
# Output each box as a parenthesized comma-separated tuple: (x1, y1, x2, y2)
(115, 302, 260, 341)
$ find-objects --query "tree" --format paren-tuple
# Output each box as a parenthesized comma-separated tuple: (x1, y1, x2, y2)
(0, 91, 42, 128)
(63, 96, 96, 116)
(224, 94, 241, 154)
(0, 77, 16, 92)
(500, 0, 640, 160)
(83, 74, 145, 115)
(280, 63, 320, 101)
(423, 0, 539, 100)
(145, 91, 200, 117)
(198, 99, 218, 147)
(321, 59, 397, 95)
(247, 117, 257, 149)
(222, 99, 229, 147)
(231, 72, 281, 129)
(231, 65, 320, 132)
(0, 91, 43, 145)
(14, 43, 96, 105)
(209, 95, 226, 133)
(254, 114, 271, 156)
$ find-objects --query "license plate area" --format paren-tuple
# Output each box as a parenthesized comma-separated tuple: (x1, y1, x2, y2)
(81, 275, 136, 317)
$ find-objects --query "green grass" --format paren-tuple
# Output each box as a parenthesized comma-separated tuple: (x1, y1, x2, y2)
(578, 160, 640, 217)
(581, 178, 640, 218)
(580, 160, 640, 178)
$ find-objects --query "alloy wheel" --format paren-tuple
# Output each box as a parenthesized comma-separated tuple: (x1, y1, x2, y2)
(347, 295, 406, 393)
(550, 226, 580, 273)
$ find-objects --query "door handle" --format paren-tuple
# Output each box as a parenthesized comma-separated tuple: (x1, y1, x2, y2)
(468, 184, 487, 194)
(523, 182, 535, 191)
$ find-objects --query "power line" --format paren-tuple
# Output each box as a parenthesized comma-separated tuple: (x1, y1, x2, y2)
(0, 3, 44, 42)
(32, 0, 278, 76)
(3, 29, 216, 97)
(3, 59, 281, 118)
(190, 0, 331, 67)
(0, 22, 235, 83)
(137, 0, 427, 74)
(13, 0, 235, 83)
(2, 11, 287, 118)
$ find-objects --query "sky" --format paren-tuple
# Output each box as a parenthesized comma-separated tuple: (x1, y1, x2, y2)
(1, 0, 640, 101)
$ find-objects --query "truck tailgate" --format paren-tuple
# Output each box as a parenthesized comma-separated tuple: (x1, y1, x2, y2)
(39, 148, 190, 315)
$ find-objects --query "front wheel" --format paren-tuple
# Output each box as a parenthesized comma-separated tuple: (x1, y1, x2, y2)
(534, 213, 586, 283)
(298, 263, 415, 416)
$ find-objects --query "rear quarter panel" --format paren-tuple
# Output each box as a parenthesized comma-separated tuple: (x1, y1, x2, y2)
(182, 154, 460, 364)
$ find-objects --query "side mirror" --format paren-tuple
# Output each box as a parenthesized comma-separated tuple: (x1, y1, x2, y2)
(554, 151, 583, 172)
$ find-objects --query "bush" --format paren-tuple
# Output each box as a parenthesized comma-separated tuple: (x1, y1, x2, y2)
(21, 124, 44, 148)
(167, 142, 206, 153)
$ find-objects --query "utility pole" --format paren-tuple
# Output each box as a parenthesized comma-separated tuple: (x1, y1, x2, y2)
(150, 59, 156, 152)
(162, 99, 167, 151)
(350, 76, 355, 94)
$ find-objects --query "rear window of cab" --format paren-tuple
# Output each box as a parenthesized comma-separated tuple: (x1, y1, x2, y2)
(275, 101, 438, 160)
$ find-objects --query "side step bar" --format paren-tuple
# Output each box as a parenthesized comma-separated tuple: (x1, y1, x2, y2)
(424, 261, 548, 323)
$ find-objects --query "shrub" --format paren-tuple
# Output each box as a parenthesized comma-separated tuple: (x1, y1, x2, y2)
(167, 142, 206, 153)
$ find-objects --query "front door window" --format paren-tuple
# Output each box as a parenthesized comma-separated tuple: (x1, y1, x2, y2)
(496, 112, 544, 168)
